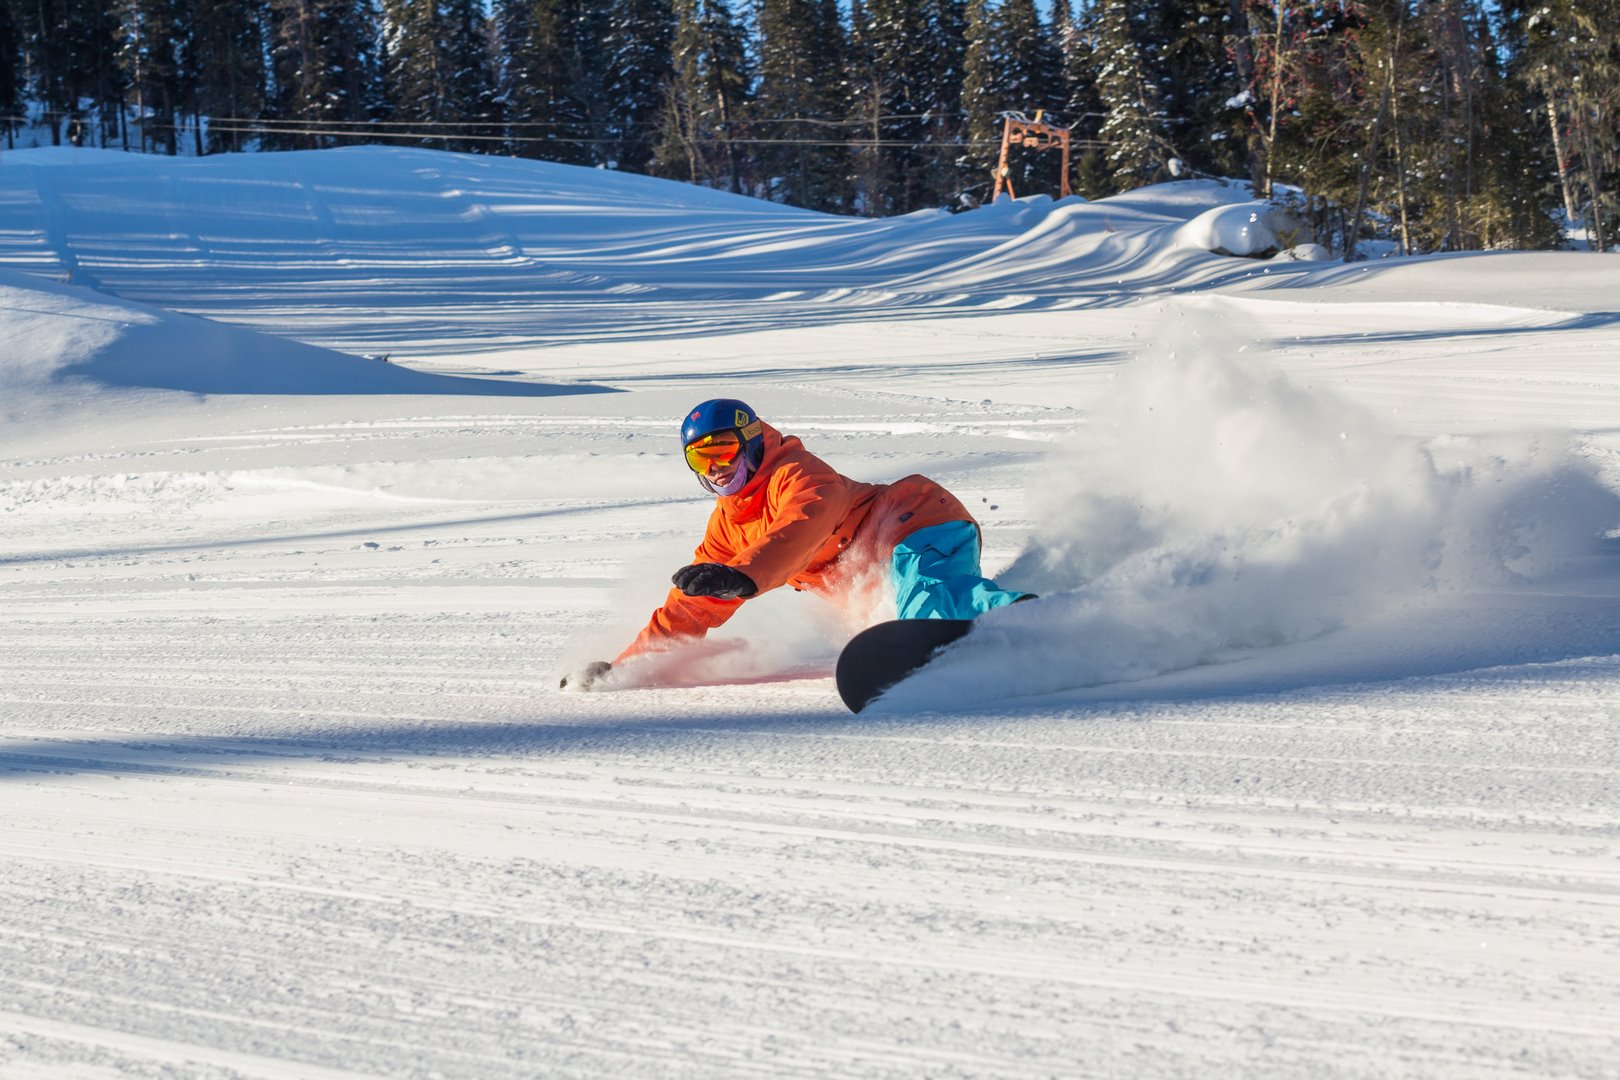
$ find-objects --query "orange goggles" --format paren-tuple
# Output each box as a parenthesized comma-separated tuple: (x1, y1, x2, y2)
(684, 430, 744, 474)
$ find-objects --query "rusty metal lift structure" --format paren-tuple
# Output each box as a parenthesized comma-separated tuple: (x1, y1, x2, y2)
(990, 110, 1073, 202)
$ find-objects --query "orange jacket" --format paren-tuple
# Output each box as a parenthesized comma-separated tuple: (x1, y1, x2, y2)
(618, 423, 973, 661)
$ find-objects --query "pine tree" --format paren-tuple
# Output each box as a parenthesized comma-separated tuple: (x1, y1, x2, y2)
(1220, 0, 1266, 190)
(960, 0, 1068, 201)
(115, 0, 183, 153)
(959, 0, 1000, 193)
(1049, 0, 1080, 119)
(1147, 0, 1245, 180)
(575, 3, 614, 162)
(1514, 0, 1618, 249)
(653, 0, 751, 190)
(22, 0, 124, 146)
(380, 0, 495, 153)
(1262, 0, 1366, 251)
(997, 0, 1056, 115)
(1231, 0, 1326, 198)
(1336, 0, 1408, 257)
(997, 0, 1062, 196)
(1387, 0, 1559, 252)
(187, 0, 266, 152)
(754, 0, 850, 210)
(1089, 0, 1173, 191)
(447, 0, 500, 149)
(494, 0, 593, 164)
(1460, 2, 1561, 249)
(267, 0, 381, 149)
(604, 0, 675, 172)
(918, 0, 969, 204)
(702, 0, 751, 188)
(0, 0, 24, 147)
(847, 0, 883, 210)
(1056, 0, 1108, 195)
(848, 0, 935, 213)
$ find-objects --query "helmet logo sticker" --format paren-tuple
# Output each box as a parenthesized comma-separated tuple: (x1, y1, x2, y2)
(734, 409, 750, 427)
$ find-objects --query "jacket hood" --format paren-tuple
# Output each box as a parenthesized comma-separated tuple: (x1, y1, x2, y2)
(716, 422, 796, 523)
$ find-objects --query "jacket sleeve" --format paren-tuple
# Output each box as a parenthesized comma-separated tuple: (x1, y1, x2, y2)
(727, 460, 854, 593)
(615, 521, 743, 662)
(615, 589, 744, 662)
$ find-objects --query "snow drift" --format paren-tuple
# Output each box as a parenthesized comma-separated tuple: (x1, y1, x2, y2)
(1174, 202, 1305, 257)
(0, 268, 613, 436)
(883, 302, 1620, 709)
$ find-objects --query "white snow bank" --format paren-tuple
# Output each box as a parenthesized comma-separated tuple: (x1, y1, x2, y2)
(0, 148, 1271, 328)
(1174, 202, 1306, 257)
(1098, 178, 1259, 219)
(1274, 242, 1333, 261)
(0, 145, 138, 166)
(1238, 250, 1620, 310)
(883, 302, 1620, 710)
(0, 268, 612, 433)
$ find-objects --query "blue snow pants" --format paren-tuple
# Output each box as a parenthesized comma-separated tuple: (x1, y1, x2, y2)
(890, 520, 1028, 620)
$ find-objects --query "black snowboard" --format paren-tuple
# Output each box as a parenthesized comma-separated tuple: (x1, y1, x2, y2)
(835, 618, 974, 713)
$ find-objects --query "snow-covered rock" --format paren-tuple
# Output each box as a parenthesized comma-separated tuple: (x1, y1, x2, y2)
(1274, 242, 1333, 261)
(1174, 201, 1307, 257)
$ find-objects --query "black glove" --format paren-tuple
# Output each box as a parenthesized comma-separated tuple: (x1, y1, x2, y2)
(671, 562, 758, 600)
(559, 660, 612, 690)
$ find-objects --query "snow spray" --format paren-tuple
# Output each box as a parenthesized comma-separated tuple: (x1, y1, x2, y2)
(598, 537, 862, 690)
(886, 300, 1619, 709)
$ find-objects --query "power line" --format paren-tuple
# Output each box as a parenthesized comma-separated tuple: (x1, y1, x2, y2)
(8, 109, 1109, 154)
(193, 112, 999, 130)
(164, 121, 1106, 150)
(8, 110, 1103, 131)
(13, 118, 1111, 152)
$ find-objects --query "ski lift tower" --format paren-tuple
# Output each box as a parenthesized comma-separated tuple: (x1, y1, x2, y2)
(991, 110, 1072, 201)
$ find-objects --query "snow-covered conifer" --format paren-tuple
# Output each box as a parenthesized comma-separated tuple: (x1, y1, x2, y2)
(604, 0, 676, 173)
(653, 0, 752, 191)
(266, 0, 381, 149)
(493, 0, 592, 164)
(1088, 0, 1173, 191)
(754, 0, 850, 210)
(188, 0, 267, 153)
(115, 0, 184, 154)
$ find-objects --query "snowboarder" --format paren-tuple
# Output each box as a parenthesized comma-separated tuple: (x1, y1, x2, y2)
(560, 398, 1030, 689)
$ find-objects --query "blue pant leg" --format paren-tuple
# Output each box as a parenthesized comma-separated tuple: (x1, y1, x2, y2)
(891, 520, 1029, 620)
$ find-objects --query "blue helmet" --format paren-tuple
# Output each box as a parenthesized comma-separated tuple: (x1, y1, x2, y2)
(681, 398, 766, 493)
(681, 398, 765, 462)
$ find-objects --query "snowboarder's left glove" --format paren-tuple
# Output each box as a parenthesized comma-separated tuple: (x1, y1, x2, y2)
(672, 562, 758, 600)
(559, 660, 612, 691)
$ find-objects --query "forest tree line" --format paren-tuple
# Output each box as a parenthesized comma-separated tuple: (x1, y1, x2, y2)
(0, 0, 1614, 254)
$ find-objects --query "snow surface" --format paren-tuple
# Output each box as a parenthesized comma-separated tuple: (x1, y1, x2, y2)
(2, 145, 1619, 1078)
(1173, 202, 1299, 256)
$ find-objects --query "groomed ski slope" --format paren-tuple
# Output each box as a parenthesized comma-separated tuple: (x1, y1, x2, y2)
(1, 146, 1618, 1078)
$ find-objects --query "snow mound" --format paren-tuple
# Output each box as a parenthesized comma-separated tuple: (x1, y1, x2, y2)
(1274, 243, 1333, 261)
(882, 302, 1620, 710)
(0, 145, 139, 167)
(1096, 178, 1259, 219)
(0, 147, 1276, 325)
(1175, 202, 1306, 257)
(0, 268, 612, 426)
(3, 148, 1614, 329)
